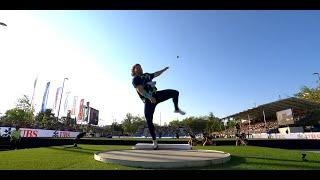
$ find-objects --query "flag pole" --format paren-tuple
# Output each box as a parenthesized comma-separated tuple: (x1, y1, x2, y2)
(31, 76, 38, 111)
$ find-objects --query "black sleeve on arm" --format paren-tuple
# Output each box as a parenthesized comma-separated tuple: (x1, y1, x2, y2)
(132, 76, 143, 88)
(150, 73, 155, 80)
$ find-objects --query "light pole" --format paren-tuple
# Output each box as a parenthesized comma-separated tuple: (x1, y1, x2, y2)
(57, 77, 68, 120)
(313, 73, 320, 86)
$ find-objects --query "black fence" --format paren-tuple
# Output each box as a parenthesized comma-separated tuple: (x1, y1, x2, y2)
(77, 138, 188, 145)
(247, 139, 320, 149)
(0, 137, 75, 150)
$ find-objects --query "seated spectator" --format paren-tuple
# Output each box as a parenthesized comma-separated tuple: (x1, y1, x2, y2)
(236, 132, 247, 146)
(202, 132, 216, 146)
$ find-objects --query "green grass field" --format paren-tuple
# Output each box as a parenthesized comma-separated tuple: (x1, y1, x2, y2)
(0, 144, 319, 170)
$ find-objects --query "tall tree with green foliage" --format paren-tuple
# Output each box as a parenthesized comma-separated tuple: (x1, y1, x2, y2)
(205, 112, 223, 133)
(111, 122, 123, 135)
(131, 115, 147, 135)
(121, 113, 134, 135)
(169, 119, 183, 128)
(3, 95, 35, 127)
(226, 119, 237, 129)
(295, 86, 320, 103)
(179, 116, 206, 134)
(35, 109, 56, 128)
(121, 113, 147, 135)
(168, 112, 222, 134)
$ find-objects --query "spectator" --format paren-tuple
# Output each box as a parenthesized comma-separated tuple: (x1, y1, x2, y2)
(202, 132, 215, 146)
(175, 132, 179, 139)
(235, 123, 241, 136)
(236, 133, 247, 146)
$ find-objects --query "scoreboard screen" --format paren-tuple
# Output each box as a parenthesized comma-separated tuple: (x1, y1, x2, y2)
(276, 109, 294, 126)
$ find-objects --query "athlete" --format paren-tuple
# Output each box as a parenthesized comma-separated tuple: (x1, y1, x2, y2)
(131, 64, 186, 149)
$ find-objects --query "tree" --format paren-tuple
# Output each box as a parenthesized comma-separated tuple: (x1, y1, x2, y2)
(4, 108, 27, 126)
(226, 119, 237, 129)
(295, 86, 320, 104)
(169, 120, 183, 128)
(180, 116, 207, 134)
(122, 113, 147, 135)
(3, 95, 35, 127)
(16, 95, 33, 112)
(131, 115, 147, 135)
(122, 113, 134, 135)
(111, 122, 123, 135)
(296, 109, 320, 126)
(205, 112, 223, 133)
(35, 109, 56, 129)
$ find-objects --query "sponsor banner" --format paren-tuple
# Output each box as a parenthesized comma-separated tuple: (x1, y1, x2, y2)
(19, 128, 81, 138)
(77, 99, 84, 123)
(34, 77, 38, 89)
(0, 127, 80, 138)
(250, 132, 320, 140)
(0, 127, 15, 137)
(83, 102, 90, 122)
(31, 76, 38, 109)
(64, 92, 71, 115)
(54, 87, 62, 110)
(41, 81, 51, 112)
(71, 96, 78, 116)
(89, 107, 99, 125)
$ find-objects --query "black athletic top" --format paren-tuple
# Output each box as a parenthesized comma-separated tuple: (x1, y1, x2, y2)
(132, 73, 157, 103)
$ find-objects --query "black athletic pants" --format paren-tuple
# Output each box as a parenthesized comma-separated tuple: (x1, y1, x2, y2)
(144, 89, 180, 140)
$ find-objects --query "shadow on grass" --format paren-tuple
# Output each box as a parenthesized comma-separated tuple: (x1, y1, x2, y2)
(0, 149, 10, 151)
(47, 145, 130, 155)
(174, 155, 246, 170)
(243, 160, 320, 170)
(47, 146, 95, 155)
(245, 155, 320, 164)
(188, 154, 320, 170)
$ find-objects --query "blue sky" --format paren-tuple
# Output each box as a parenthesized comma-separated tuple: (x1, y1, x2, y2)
(1, 10, 320, 125)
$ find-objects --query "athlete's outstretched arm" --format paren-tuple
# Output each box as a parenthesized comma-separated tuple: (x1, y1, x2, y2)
(154, 67, 169, 78)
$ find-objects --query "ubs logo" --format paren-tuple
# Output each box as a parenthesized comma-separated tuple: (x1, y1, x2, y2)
(52, 130, 59, 138)
(1, 127, 11, 137)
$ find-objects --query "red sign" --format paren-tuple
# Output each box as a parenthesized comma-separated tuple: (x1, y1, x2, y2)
(21, 129, 38, 137)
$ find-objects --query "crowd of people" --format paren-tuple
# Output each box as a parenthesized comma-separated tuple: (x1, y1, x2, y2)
(240, 121, 278, 134)
(222, 120, 279, 137)
(135, 126, 190, 138)
(133, 120, 280, 139)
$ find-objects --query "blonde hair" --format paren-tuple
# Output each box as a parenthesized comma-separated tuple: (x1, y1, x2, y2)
(131, 63, 141, 77)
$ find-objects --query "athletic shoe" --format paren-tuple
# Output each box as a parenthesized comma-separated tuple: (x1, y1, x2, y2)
(174, 109, 186, 115)
(153, 140, 158, 150)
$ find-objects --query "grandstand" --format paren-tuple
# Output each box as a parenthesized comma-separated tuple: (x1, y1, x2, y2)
(221, 97, 320, 137)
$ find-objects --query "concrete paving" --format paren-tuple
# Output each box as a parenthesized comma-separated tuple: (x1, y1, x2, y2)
(94, 147, 231, 169)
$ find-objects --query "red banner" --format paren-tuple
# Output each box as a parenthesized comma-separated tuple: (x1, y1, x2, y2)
(77, 99, 84, 123)
(71, 96, 78, 115)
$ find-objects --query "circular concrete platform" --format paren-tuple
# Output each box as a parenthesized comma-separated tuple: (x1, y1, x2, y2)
(94, 149, 231, 169)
